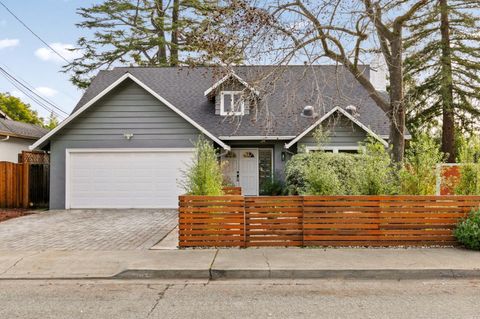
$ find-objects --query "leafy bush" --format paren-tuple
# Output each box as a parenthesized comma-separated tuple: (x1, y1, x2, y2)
(260, 173, 287, 196)
(284, 153, 310, 195)
(304, 158, 344, 195)
(455, 209, 480, 250)
(400, 134, 445, 195)
(455, 137, 480, 195)
(285, 152, 362, 195)
(357, 138, 399, 195)
(181, 137, 224, 195)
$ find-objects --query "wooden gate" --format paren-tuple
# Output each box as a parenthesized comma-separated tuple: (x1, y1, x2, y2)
(0, 162, 50, 208)
(0, 162, 28, 208)
(28, 164, 49, 208)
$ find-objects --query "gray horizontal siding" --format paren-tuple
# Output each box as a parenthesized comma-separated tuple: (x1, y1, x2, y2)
(50, 79, 203, 209)
(298, 114, 368, 149)
(54, 80, 199, 144)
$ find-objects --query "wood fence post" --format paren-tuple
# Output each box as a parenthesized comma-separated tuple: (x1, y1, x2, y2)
(22, 163, 29, 208)
(243, 196, 247, 248)
(301, 195, 305, 247)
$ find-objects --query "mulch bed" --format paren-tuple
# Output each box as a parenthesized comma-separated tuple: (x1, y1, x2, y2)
(0, 209, 33, 223)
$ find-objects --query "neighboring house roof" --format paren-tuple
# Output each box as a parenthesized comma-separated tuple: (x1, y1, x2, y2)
(0, 110, 11, 120)
(0, 117, 48, 140)
(32, 65, 395, 149)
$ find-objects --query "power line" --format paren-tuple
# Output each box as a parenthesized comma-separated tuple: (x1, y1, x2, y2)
(0, 64, 69, 116)
(0, 67, 69, 116)
(0, 1, 71, 64)
(0, 69, 66, 119)
(0, 68, 66, 119)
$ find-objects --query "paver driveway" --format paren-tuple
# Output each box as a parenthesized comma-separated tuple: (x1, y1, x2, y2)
(0, 210, 177, 250)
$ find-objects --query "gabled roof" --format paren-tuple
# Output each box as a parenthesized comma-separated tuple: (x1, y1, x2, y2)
(68, 66, 392, 139)
(0, 117, 48, 140)
(285, 106, 388, 149)
(204, 72, 259, 96)
(0, 110, 11, 119)
(30, 73, 231, 150)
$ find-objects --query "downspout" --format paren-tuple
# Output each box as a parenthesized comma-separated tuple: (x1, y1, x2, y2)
(0, 135, 10, 142)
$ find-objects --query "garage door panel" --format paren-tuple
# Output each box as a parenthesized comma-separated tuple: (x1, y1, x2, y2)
(68, 150, 194, 208)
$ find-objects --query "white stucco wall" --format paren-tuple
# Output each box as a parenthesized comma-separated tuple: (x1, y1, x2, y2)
(0, 136, 33, 162)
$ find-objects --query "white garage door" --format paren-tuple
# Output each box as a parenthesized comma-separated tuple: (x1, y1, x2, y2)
(66, 149, 194, 209)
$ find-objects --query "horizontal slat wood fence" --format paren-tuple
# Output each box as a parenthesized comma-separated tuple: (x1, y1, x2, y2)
(178, 195, 480, 248)
(245, 196, 303, 247)
(0, 162, 28, 208)
(179, 195, 245, 247)
(222, 187, 242, 195)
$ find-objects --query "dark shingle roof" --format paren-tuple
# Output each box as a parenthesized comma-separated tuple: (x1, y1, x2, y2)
(0, 118, 49, 139)
(73, 66, 390, 137)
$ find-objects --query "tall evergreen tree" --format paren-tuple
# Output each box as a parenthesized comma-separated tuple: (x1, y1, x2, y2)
(405, 0, 480, 162)
(65, 0, 233, 88)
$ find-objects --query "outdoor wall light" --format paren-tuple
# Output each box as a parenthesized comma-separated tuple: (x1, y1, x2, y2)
(281, 151, 286, 161)
(123, 133, 134, 140)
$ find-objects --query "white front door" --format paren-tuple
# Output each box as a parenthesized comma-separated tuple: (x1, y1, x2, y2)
(222, 149, 259, 196)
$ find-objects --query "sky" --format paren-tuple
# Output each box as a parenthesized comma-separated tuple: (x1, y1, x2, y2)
(0, 0, 100, 121)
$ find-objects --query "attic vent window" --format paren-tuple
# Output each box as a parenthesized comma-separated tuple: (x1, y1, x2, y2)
(220, 91, 245, 116)
(345, 105, 359, 117)
(301, 105, 318, 118)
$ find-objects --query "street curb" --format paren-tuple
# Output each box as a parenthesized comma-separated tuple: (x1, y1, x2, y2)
(110, 268, 480, 280)
(114, 269, 211, 279)
(1, 269, 480, 281)
(210, 269, 480, 280)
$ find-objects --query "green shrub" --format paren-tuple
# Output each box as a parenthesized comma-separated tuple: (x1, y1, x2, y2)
(181, 137, 224, 195)
(260, 173, 287, 196)
(285, 153, 310, 195)
(455, 137, 480, 195)
(455, 209, 480, 250)
(357, 138, 399, 195)
(304, 159, 344, 195)
(400, 134, 445, 195)
(285, 152, 362, 195)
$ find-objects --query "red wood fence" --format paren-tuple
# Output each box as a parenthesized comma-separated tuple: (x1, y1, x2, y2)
(178, 195, 480, 248)
(222, 187, 242, 195)
(0, 162, 29, 208)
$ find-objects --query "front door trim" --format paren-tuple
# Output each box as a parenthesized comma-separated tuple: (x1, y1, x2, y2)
(222, 148, 260, 196)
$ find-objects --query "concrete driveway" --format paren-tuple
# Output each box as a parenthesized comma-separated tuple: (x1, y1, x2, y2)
(0, 209, 177, 250)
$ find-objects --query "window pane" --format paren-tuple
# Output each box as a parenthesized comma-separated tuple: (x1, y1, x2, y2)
(223, 93, 233, 113)
(233, 93, 243, 113)
(259, 149, 273, 195)
(338, 149, 358, 154)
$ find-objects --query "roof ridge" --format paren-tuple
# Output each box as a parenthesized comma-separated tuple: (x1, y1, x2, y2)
(110, 64, 370, 70)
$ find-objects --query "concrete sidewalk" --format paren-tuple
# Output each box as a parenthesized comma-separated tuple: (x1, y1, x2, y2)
(0, 248, 479, 280)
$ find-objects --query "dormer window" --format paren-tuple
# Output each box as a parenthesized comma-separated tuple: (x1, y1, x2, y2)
(220, 91, 245, 116)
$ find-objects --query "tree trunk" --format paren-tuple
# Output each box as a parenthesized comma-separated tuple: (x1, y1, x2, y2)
(155, 0, 168, 64)
(170, 0, 180, 66)
(388, 36, 406, 163)
(439, 0, 456, 162)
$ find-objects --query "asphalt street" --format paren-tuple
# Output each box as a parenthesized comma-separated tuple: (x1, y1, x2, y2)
(1, 279, 480, 318)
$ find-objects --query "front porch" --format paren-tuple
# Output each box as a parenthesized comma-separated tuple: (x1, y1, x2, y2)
(220, 142, 290, 196)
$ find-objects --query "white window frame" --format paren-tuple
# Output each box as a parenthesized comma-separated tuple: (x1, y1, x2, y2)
(220, 91, 245, 116)
(305, 145, 361, 154)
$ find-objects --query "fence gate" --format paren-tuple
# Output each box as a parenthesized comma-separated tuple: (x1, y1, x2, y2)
(28, 164, 49, 208)
(0, 161, 50, 208)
